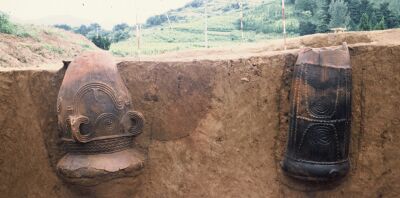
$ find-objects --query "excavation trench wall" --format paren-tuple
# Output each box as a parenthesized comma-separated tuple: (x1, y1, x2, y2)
(0, 44, 399, 197)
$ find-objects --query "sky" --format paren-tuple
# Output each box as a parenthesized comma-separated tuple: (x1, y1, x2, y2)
(0, 0, 192, 29)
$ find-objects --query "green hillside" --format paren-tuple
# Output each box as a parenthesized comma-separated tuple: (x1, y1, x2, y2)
(2, 0, 399, 58)
(110, 0, 294, 57)
(107, 0, 400, 57)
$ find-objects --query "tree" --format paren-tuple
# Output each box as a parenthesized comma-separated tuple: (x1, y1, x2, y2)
(0, 12, 15, 34)
(111, 30, 130, 43)
(359, 0, 373, 16)
(379, 2, 399, 29)
(146, 14, 168, 27)
(111, 23, 131, 42)
(286, 0, 295, 4)
(359, 13, 371, 31)
(84, 23, 110, 40)
(392, 1, 400, 14)
(346, 0, 361, 30)
(328, 0, 350, 28)
(315, 0, 331, 33)
(185, 0, 203, 8)
(299, 21, 317, 35)
(91, 35, 111, 50)
(74, 23, 111, 44)
(369, 12, 378, 28)
(74, 25, 90, 36)
(295, 0, 317, 15)
(112, 23, 129, 32)
(297, 9, 316, 35)
(374, 17, 386, 30)
(54, 24, 72, 31)
(88, 23, 101, 34)
(294, 0, 318, 36)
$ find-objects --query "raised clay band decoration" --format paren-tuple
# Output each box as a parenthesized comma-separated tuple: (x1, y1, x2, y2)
(281, 43, 352, 181)
(56, 51, 145, 185)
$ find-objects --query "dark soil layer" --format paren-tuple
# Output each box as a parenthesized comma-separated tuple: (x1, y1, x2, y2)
(0, 43, 399, 197)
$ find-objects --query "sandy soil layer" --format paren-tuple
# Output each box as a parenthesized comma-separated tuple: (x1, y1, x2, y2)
(0, 42, 400, 197)
(0, 40, 399, 197)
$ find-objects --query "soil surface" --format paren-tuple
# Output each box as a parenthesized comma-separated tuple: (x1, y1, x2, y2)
(121, 28, 400, 62)
(0, 29, 399, 197)
(0, 26, 97, 70)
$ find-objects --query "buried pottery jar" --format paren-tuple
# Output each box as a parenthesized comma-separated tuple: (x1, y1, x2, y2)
(281, 43, 352, 181)
(56, 51, 145, 186)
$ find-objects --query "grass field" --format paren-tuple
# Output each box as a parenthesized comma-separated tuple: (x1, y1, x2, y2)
(109, 28, 296, 57)
(110, 0, 299, 57)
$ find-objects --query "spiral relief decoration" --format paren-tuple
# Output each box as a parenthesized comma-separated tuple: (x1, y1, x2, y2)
(95, 113, 119, 132)
(281, 44, 352, 181)
(126, 111, 144, 136)
(307, 124, 335, 146)
(309, 95, 335, 117)
(56, 51, 146, 185)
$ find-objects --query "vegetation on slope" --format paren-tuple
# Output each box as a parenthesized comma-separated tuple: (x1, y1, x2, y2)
(0, 11, 35, 37)
(295, 0, 400, 35)
(2, 0, 400, 58)
(0, 12, 97, 68)
(110, 0, 400, 57)
(111, 0, 287, 57)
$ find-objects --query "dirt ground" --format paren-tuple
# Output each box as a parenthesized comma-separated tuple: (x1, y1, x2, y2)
(121, 28, 400, 62)
(0, 26, 97, 70)
(0, 29, 399, 197)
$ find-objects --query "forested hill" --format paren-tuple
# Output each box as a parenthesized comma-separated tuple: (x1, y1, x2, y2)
(291, 0, 400, 35)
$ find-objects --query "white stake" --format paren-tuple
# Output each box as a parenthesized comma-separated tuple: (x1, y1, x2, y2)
(162, 0, 172, 30)
(134, 0, 141, 60)
(204, 0, 208, 48)
(240, 1, 244, 42)
(282, 0, 287, 50)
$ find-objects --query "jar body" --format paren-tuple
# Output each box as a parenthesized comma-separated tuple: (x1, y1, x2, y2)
(281, 44, 352, 181)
